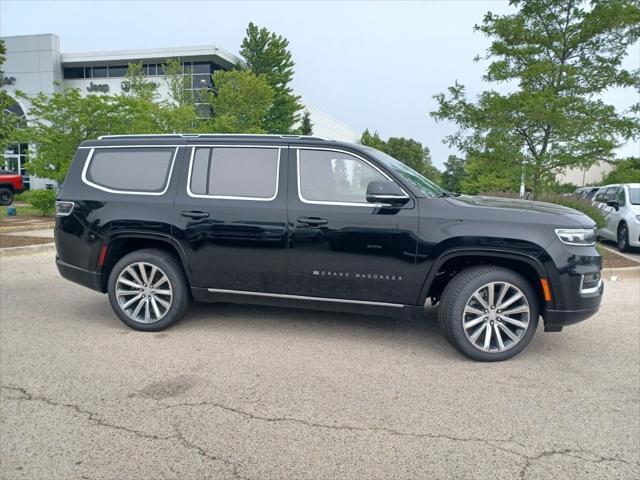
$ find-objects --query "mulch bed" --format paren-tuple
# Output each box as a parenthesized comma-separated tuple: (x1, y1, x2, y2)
(0, 235, 53, 248)
(599, 247, 639, 269)
(0, 218, 54, 229)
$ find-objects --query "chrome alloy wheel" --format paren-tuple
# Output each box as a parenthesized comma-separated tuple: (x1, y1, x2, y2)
(462, 281, 530, 353)
(115, 262, 173, 323)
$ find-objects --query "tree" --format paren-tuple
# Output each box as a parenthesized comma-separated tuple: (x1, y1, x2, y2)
(441, 155, 467, 193)
(298, 109, 313, 135)
(16, 89, 133, 183)
(360, 130, 441, 182)
(360, 129, 387, 151)
(124, 62, 158, 102)
(162, 58, 193, 107)
(431, 0, 640, 198)
(601, 157, 640, 184)
(203, 69, 273, 133)
(240, 22, 302, 133)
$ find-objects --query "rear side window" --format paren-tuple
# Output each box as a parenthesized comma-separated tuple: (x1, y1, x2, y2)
(84, 147, 176, 194)
(188, 147, 280, 200)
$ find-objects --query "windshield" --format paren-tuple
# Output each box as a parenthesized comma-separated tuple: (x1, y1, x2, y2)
(629, 187, 640, 205)
(362, 146, 445, 198)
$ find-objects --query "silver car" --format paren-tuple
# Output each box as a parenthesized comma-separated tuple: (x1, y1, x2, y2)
(593, 183, 640, 252)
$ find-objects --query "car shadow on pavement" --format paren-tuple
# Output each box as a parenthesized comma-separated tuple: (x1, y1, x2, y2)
(165, 301, 460, 357)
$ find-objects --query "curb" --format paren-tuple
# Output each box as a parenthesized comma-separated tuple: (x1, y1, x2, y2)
(602, 265, 640, 281)
(0, 224, 55, 234)
(0, 243, 55, 258)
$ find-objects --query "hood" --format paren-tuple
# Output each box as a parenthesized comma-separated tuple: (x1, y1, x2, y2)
(442, 195, 596, 228)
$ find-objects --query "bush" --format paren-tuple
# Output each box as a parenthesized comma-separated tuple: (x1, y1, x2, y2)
(28, 189, 56, 216)
(14, 189, 36, 203)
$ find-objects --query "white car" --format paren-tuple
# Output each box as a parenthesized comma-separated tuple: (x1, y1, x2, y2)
(593, 183, 640, 252)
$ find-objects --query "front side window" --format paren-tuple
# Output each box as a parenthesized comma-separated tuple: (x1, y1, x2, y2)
(189, 147, 280, 200)
(629, 187, 640, 205)
(298, 149, 388, 204)
(84, 147, 175, 194)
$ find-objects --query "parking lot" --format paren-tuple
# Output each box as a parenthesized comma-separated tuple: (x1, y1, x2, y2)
(1, 251, 639, 480)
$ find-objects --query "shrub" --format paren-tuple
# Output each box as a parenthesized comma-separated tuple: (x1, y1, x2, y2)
(14, 189, 36, 203)
(28, 189, 56, 216)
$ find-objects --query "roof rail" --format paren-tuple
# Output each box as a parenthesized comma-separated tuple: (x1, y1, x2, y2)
(97, 133, 333, 141)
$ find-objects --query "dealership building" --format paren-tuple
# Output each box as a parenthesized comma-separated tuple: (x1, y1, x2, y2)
(1, 33, 359, 189)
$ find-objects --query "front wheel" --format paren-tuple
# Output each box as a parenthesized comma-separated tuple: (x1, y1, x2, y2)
(438, 266, 539, 361)
(107, 249, 191, 331)
(617, 223, 630, 253)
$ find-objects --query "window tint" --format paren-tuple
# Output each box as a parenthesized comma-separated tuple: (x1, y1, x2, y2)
(602, 187, 617, 202)
(189, 147, 279, 199)
(616, 188, 626, 205)
(85, 147, 175, 193)
(298, 149, 387, 204)
(630, 187, 640, 205)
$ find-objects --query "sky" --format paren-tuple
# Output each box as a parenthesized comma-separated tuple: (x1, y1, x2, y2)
(1, 0, 638, 168)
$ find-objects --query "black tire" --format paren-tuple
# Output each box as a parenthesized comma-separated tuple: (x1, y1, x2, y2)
(438, 265, 539, 362)
(617, 223, 630, 253)
(0, 187, 13, 206)
(107, 249, 191, 331)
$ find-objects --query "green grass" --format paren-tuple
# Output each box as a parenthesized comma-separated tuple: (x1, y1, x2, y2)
(0, 204, 52, 218)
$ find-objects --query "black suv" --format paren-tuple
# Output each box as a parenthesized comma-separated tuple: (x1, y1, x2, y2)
(55, 134, 603, 361)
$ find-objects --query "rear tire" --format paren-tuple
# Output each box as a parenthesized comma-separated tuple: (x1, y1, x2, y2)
(617, 223, 630, 253)
(107, 249, 191, 331)
(0, 188, 13, 206)
(438, 265, 539, 361)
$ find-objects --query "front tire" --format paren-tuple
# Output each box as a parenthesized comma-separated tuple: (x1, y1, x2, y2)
(107, 249, 191, 331)
(438, 266, 539, 361)
(617, 223, 630, 253)
(0, 188, 13, 206)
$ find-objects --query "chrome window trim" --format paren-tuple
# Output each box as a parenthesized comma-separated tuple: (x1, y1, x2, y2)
(295, 147, 409, 207)
(186, 145, 281, 202)
(207, 288, 404, 308)
(81, 146, 178, 196)
(77, 144, 183, 149)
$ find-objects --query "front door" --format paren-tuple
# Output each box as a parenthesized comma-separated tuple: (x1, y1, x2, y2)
(172, 143, 289, 293)
(287, 147, 422, 305)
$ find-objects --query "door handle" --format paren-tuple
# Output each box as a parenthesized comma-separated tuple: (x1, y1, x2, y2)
(181, 210, 209, 219)
(297, 216, 328, 226)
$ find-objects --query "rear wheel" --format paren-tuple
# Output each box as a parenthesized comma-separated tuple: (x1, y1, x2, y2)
(617, 223, 630, 253)
(0, 188, 13, 206)
(107, 249, 191, 331)
(438, 266, 539, 361)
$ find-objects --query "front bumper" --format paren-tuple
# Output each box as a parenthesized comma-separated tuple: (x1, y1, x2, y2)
(543, 279, 604, 332)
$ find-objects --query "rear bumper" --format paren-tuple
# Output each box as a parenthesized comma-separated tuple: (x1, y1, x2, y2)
(56, 257, 103, 293)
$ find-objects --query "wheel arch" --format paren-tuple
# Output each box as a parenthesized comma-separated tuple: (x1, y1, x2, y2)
(99, 233, 193, 292)
(419, 248, 551, 313)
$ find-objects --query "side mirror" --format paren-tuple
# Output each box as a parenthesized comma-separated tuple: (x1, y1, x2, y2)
(366, 181, 410, 207)
(606, 200, 619, 211)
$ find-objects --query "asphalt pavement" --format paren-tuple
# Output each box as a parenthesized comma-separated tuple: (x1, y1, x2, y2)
(1, 252, 639, 479)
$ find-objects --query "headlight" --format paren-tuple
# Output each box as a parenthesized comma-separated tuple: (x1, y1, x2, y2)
(555, 228, 596, 246)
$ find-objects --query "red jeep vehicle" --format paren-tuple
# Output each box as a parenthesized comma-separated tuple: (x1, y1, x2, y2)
(0, 169, 26, 206)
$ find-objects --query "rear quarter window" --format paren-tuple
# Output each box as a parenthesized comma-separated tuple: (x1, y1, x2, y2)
(83, 147, 176, 194)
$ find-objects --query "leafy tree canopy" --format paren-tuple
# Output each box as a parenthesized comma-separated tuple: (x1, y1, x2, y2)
(601, 157, 640, 184)
(240, 22, 302, 133)
(431, 0, 640, 198)
(440, 155, 467, 193)
(359, 129, 441, 183)
(297, 109, 313, 135)
(203, 69, 274, 133)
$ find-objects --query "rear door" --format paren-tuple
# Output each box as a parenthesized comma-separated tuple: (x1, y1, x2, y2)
(172, 141, 289, 292)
